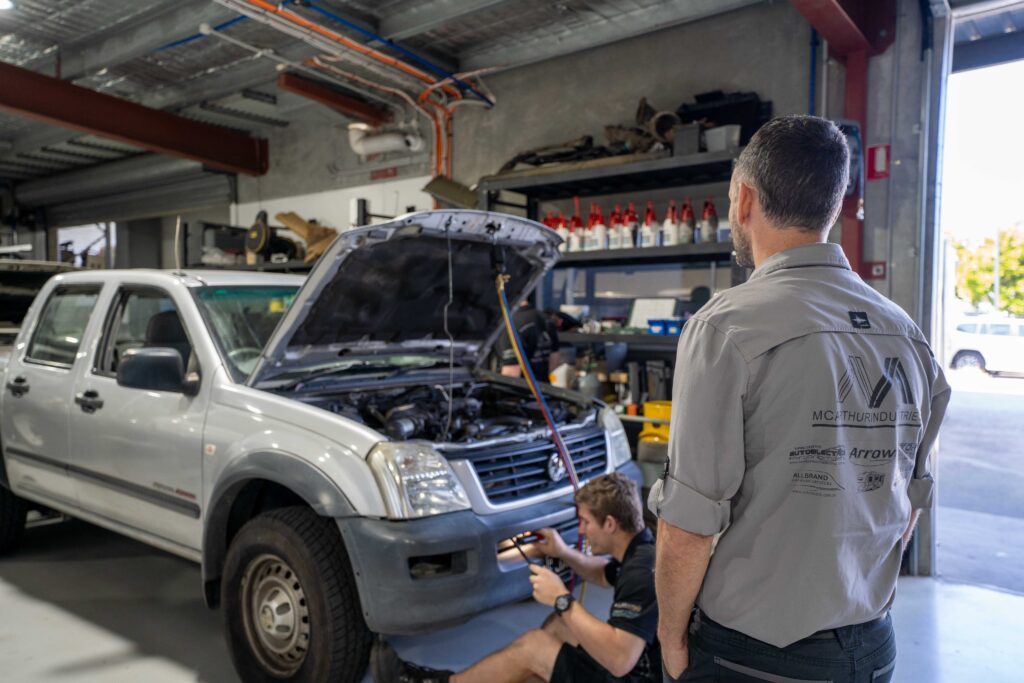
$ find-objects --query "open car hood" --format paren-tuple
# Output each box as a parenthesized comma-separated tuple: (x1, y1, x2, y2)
(249, 210, 561, 386)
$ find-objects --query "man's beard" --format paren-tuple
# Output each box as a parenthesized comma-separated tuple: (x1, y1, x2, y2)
(732, 223, 754, 267)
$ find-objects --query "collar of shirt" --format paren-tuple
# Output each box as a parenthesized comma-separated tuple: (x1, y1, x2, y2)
(747, 242, 851, 281)
(622, 527, 654, 564)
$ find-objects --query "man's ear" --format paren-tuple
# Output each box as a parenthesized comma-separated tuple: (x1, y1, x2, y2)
(737, 179, 755, 226)
(604, 514, 619, 533)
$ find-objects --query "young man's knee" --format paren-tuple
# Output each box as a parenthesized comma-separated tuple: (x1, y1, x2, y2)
(512, 629, 562, 672)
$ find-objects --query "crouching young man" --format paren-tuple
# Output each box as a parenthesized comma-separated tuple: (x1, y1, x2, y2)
(371, 472, 660, 683)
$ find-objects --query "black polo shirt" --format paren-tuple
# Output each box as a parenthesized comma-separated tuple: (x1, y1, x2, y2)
(603, 527, 658, 646)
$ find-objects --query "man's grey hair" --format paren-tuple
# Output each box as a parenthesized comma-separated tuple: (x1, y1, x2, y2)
(733, 115, 850, 233)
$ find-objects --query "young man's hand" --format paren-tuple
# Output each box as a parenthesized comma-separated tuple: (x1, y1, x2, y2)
(531, 528, 568, 559)
(529, 564, 568, 607)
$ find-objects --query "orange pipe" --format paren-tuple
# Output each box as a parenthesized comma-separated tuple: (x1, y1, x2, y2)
(240, 0, 461, 100)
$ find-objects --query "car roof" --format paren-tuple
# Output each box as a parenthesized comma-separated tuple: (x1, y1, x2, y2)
(50, 268, 306, 288)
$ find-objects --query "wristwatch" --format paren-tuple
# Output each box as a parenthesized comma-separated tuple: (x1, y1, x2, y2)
(554, 593, 575, 616)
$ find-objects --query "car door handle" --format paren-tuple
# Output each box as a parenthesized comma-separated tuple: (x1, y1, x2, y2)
(6, 376, 29, 397)
(74, 390, 104, 413)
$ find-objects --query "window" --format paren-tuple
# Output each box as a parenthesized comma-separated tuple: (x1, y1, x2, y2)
(96, 288, 192, 375)
(194, 286, 298, 381)
(26, 286, 101, 366)
(988, 324, 1011, 336)
(956, 323, 977, 333)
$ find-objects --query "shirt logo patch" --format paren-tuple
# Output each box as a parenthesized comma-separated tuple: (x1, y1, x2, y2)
(857, 471, 885, 492)
(849, 311, 871, 329)
(837, 356, 916, 408)
(611, 602, 643, 619)
(791, 470, 845, 492)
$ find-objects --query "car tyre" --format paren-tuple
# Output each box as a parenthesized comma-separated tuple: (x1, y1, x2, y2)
(222, 506, 372, 683)
(951, 351, 986, 371)
(0, 485, 27, 556)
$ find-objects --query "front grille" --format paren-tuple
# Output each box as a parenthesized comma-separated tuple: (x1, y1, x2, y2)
(458, 427, 607, 504)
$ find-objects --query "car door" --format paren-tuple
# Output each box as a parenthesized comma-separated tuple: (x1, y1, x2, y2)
(983, 323, 1013, 372)
(1, 283, 103, 509)
(69, 285, 204, 551)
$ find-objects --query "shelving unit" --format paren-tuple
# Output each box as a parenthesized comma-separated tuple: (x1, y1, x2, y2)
(553, 241, 734, 268)
(560, 332, 680, 350)
(477, 149, 748, 363)
(477, 149, 740, 207)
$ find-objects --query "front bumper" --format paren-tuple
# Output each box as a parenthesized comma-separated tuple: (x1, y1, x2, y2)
(337, 460, 642, 635)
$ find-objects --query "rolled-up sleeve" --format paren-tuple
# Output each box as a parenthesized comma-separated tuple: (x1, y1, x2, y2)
(648, 319, 748, 536)
(908, 356, 951, 510)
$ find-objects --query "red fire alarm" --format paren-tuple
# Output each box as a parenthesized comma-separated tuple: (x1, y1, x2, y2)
(867, 145, 890, 180)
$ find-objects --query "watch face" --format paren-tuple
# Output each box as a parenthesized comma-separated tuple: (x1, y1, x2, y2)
(556, 594, 572, 612)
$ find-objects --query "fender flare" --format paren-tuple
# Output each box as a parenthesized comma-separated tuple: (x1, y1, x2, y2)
(201, 450, 358, 606)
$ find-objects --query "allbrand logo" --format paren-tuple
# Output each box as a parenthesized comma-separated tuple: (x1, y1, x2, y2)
(838, 356, 915, 409)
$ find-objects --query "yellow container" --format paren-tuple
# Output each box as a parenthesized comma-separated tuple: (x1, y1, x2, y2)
(639, 400, 671, 442)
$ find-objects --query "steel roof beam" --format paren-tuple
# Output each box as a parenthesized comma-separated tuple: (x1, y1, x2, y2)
(790, 0, 896, 57)
(276, 72, 391, 126)
(0, 62, 268, 176)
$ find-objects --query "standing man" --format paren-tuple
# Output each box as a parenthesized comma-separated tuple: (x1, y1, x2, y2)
(649, 116, 950, 682)
(371, 473, 659, 683)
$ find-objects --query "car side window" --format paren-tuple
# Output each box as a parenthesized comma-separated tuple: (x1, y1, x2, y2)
(956, 323, 977, 333)
(989, 324, 1011, 336)
(26, 286, 101, 367)
(96, 288, 194, 375)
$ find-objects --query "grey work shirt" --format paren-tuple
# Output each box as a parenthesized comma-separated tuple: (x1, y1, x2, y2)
(648, 242, 950, 648)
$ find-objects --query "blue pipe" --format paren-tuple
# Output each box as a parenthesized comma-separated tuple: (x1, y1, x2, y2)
(154, 15, 249, 53)
(150, 2, 495, 108)
(299, 0, 495, 107)
(809, 28, 818, 116)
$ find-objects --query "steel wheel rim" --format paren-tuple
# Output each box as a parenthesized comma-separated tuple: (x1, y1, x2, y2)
(241, 553, 311, 677)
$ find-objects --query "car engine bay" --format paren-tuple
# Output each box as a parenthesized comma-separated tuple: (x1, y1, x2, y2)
(303, 381, 594, 443)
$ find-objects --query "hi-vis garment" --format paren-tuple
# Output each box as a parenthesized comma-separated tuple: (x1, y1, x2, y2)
(649, 242, 950, 648)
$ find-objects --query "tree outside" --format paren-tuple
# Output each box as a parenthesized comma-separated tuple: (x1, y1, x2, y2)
(954, 227, 1024, 317)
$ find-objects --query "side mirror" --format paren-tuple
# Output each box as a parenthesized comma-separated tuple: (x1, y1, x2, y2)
(118, 348, 191, 393)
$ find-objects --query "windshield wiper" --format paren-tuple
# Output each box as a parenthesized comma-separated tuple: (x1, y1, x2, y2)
(275, 359, 450, 391)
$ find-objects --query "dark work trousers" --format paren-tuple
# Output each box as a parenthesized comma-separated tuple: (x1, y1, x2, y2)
(665, 608, 897, 683)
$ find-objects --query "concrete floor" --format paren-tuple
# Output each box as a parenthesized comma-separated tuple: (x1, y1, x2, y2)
(937, 369, 1024, 594)
(0, 519, 1021, 682)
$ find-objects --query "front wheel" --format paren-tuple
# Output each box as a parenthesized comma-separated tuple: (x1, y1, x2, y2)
(0, 485, 27, 556)
(222, 506, 372, 683)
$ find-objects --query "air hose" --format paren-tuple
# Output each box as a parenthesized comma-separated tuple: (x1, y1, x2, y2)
(495, 271, 590, 601)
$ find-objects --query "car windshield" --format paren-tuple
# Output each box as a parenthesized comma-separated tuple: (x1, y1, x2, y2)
(194, 285, 300, 380)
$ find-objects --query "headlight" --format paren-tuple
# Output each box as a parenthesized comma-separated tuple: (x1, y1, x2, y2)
(368, 442, 471, 519)
(601, 407, 633, 468)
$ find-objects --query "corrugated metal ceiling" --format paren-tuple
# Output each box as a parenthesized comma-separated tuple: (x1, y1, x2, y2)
(0, 0, 759, 184)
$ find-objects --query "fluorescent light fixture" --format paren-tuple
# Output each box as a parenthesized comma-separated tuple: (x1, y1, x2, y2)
(0, 1, 13, 11)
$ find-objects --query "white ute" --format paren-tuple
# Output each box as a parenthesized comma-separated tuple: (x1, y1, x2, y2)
(0, 210, 639, 683)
